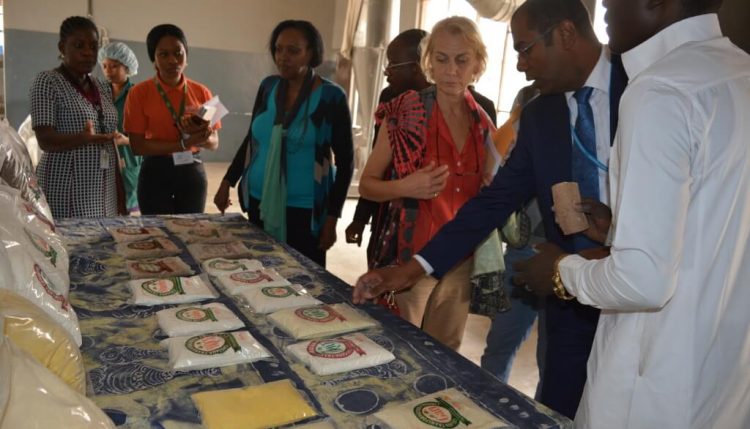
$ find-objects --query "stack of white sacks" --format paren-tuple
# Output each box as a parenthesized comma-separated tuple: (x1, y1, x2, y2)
(0, 120, 116, 428)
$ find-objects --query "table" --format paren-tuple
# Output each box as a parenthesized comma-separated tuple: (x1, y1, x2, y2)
(59, 214, 571, 428)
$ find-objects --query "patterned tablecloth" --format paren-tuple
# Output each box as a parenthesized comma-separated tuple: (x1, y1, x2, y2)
(59, 214, 571, 429)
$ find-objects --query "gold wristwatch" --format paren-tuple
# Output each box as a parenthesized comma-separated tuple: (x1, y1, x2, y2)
(552, 254, 575, 301)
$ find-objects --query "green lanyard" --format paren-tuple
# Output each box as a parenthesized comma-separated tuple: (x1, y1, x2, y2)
(155, 78, 187, 126)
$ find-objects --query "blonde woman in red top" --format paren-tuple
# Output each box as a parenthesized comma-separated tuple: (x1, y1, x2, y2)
(359, 17, 494, 350)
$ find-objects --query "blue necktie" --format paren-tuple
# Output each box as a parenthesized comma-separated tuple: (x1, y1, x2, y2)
(572, 86, 599, 200)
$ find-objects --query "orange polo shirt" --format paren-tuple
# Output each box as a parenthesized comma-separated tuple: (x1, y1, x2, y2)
(123, 74, 221, 149)
(412, 104, 485, 254)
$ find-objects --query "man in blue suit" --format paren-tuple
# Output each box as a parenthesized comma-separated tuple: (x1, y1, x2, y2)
(353, 0, 627, 419)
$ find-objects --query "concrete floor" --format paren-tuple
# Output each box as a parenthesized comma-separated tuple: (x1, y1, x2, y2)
(204, 162, 540, 398)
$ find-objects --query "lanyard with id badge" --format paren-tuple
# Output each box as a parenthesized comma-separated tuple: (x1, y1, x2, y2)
(59, 67, 113, 170)
(155, 78, 194, 166)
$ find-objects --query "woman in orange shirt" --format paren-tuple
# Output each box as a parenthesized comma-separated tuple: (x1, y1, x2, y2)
(124, 24, 220, 214)
(358, 17, 494, 351)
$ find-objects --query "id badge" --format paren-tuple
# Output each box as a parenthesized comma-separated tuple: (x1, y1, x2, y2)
(99, 149, 110, 170)
(172, 150, 195, 166)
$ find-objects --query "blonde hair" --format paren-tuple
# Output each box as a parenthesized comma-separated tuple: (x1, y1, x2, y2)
(421, 16, 488, 83)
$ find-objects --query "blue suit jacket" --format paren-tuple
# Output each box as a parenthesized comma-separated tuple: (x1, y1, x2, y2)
(420, 58, 626, 277)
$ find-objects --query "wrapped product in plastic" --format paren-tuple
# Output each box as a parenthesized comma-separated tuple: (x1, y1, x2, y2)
(268, 303, 378, 340)
(0, 119, 52, 220)
(286, 333, 396, 376)
(191, 379, 317, 429)
(0, 224, 81, 346)
(0, 289, 85, 393)
(125, 256, 194, 279)
(201, 257, 264, 277)
(164, 217, 216, 234)
(177, 227, 236, 244)
(116, 237, 182, 259)
(187, 241, 253, 262)
(215, 268, 291, 295)
(128, 275, 217, 306)
(156, 302, 245, 337)
(0, 185, 68, 291)
(236, 283, 321, 314)
(373, 388, 506, 429)
(161, 330, 271, 371)
(0, 325, 115, 429)
(107, 225, 167, 242)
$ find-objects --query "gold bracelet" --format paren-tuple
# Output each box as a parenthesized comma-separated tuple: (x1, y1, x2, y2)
(552, 254, 575, 301)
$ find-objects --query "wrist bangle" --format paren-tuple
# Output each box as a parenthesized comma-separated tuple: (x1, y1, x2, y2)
(552, 254, 575, 301)
(179, 136, 187, 151)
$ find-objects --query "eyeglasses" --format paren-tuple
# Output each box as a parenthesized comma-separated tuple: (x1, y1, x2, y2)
(516, 25, 557, 59)
(383, 60, 417, 74)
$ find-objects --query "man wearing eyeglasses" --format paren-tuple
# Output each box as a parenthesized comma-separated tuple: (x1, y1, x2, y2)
(352, 0, 626, 419)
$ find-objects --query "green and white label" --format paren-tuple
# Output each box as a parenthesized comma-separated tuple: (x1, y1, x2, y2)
(307, 338, 366, 359)
(208, 259, 247, 272)
(185, 333, 240, 355)
(176, 307, 217, 322)
(261, 286, 299, 298)
(294, 305, 346, 323)
(25, 229, 57, 266)
(141, 278, 184, 296)
(413, 397, 472, 428)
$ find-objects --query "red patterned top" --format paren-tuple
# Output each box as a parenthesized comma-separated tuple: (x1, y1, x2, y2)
(371, 87, 493, 267)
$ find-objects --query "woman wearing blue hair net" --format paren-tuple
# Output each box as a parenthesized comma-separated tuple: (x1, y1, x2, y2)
(99, 41, 141, 213)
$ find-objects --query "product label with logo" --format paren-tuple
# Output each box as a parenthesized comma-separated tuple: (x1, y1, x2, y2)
(413, 397, 472, 429)
(141, 278, 185, 296)
(294, 305, 347, 323)
(306, 338, 366, 359)
(185, 333, 241, 355)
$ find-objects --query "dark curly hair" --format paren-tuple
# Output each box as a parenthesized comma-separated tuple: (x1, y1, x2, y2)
(269, 20, 324, 68)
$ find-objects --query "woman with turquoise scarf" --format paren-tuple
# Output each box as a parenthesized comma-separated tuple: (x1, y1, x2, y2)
(215, 20, 354, 267)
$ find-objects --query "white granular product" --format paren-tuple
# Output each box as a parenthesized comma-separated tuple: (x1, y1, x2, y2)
(164, 218, 216, 234)
(216, 269, 291, 295)
(177, 227, 236, 244)
(187, 241, 253, 262)
(201, 257, 264, 276)
(156, 302, 245, 337)
(374, 388, 507, 429)
(161, 330, 271, 371)
(126, 256, 194, 279)
(285, 333, 395, 376)
(107, 226, 167, 242)
(117, 237, 182, 259)
(129, 275, 217, 306)
(236, 284, 321, 314)
(268, 303, 378, 340)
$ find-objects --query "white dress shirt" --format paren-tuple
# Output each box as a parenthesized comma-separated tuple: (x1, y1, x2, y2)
(560, 14, 750, 429)
(565, 47, 613, 204)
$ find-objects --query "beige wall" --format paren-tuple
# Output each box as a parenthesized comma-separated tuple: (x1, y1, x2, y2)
(5, 0, 343, 54)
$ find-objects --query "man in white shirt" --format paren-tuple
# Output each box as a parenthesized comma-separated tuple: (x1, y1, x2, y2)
(510, 0, 750, 427)
(353, 0, 628, 419)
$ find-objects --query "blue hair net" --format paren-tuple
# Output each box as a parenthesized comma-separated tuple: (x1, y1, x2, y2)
(97, 42, 139, 76)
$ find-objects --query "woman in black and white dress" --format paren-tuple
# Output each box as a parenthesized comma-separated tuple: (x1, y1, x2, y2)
(30, 16, 119, 219)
